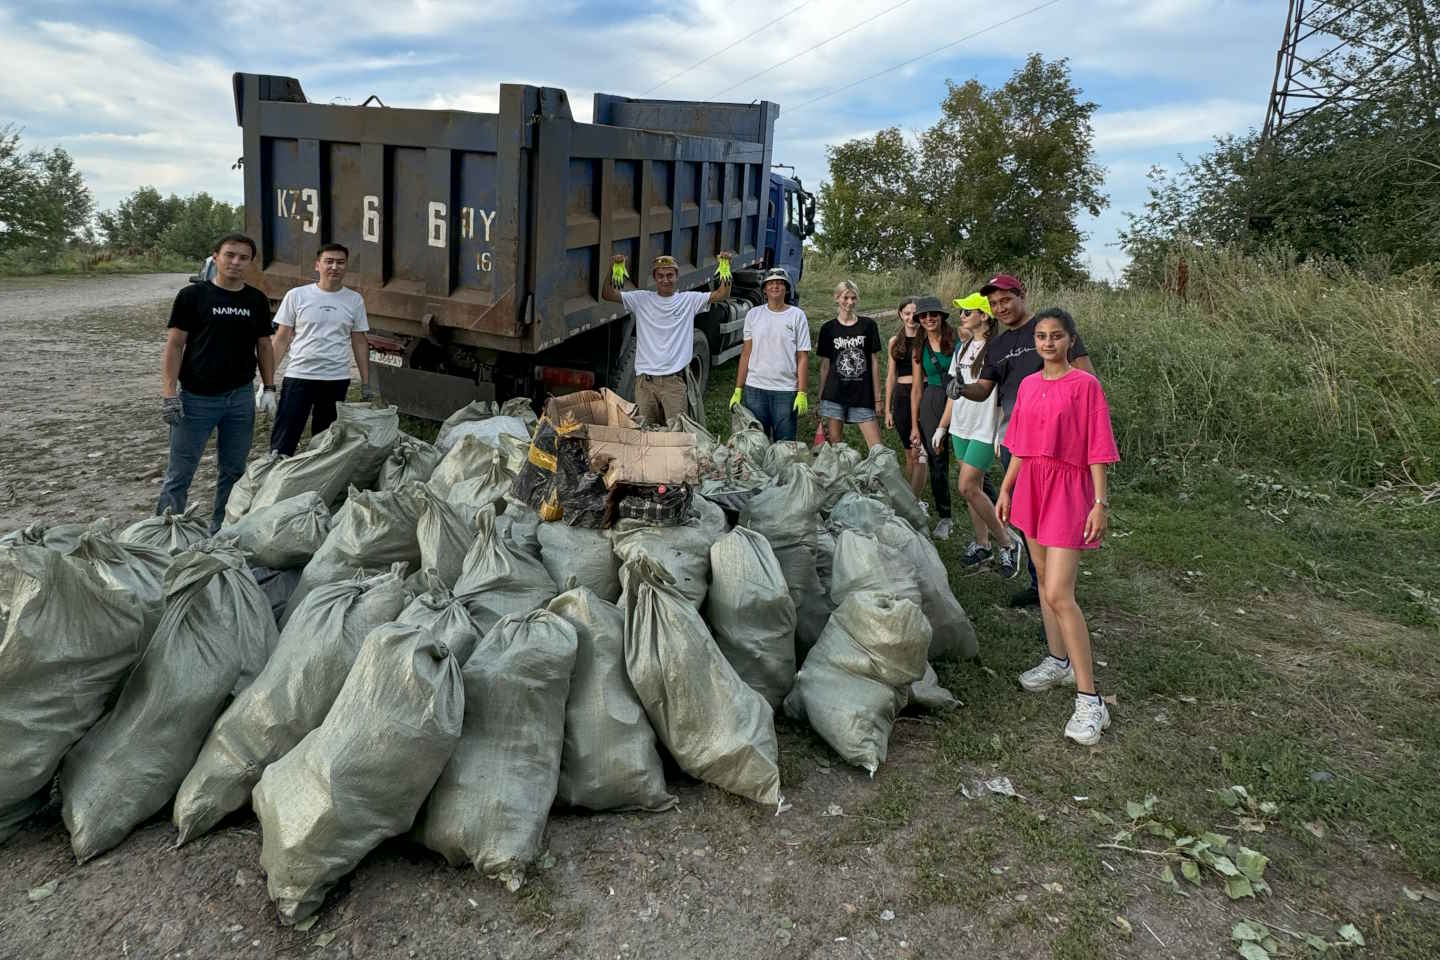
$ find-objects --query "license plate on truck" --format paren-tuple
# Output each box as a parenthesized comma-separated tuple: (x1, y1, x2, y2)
(369, 350, 402, 368)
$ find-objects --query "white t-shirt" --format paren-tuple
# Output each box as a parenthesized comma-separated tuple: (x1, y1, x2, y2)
(621, 290, 710, 376)
(742, 304, 811, 391)
(274, 284, 369, 381)
(948, 339, 1000, 444)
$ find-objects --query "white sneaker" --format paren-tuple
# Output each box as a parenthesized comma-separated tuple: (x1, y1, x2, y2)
(932, 518, 952, 540)
(1064, 695, 1111, 745)
(1019, 655, 1076, 692)
(918, 500, 930, 516)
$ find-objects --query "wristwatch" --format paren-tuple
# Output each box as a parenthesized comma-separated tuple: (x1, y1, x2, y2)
(1094, 496, 1109, 508)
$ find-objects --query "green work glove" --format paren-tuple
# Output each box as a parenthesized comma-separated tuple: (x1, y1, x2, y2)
(729, 387, 742, 410)
(792, 392, 808, 415)
(715, 252, 732, 284)
(610, 257, 629, 287)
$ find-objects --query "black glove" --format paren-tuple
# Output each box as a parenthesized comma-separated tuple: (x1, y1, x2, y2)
(360, 381, 378, 402)
(161, 396, 183, 426)
(945, 377, 964, 401)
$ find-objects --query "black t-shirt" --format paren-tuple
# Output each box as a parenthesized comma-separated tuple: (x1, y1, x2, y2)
(167, 282, 273, 395)
(817, 316, 882, 406)
(980, 314, 1088, 416)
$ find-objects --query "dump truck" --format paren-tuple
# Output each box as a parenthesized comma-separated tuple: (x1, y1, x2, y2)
(232, 73, 816, 420)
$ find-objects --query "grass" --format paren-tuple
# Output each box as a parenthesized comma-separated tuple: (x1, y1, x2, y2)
(0, 246, 195, 277)
(697, 252, 1440, 955)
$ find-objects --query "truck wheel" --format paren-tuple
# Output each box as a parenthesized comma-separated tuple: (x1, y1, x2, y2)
(686, 328, 711, 422)
(611, 317, 637, 401)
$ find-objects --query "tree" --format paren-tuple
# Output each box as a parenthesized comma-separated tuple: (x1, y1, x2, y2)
(96, 186, 184, 252)
(816, 55, 1107, 279)
(0, 126, 93, 255)
(159, 193, 243, 259)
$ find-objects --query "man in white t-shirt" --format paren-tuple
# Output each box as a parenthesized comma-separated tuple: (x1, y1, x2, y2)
(268, 242, 374, 454)
(602, 253, 731, 425)
(730, 267, 810, 441)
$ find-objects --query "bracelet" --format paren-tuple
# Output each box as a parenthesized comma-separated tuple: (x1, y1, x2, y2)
(1094, 497, 1108, 508)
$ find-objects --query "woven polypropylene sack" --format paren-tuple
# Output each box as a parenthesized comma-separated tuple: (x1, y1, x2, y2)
(324, 402, 400, 490)
(907, 663, 961, 712)
(811, 443, 861, 515)
(454, 507, 558, 636)
(428, 435, 497, 495)
(783, 591, 929, 774)
(705, 527, 797, 709)
(67, 528, 172, 639)
(224, 451, 284, 526)
(829, 493, 977, 661)
(853, 445, 929, 532)
(415, 610, 576, 888)
(620, 557, 782, 808)
(763, 440, 811, 477)
(442, 458, 516, 516)
(611, 496, 726, 609)
(738, 464, 828, 655)
(59, 544, 277, 862)
(252, 616, 474, 925)
(537, 523, 620, 601)
(548, 589, 674, 812)
(283, 483, 424, 625)
(731, 403, 763, 438)
(435, 399, 498, 452)
(172, 564, 409, 845)
(497, 502, 542, 558)
(417, 491, 479, 589)
(0, 547, 146, 843)
(0, 520, 96, 554)
(219, 492, 331, 570)
(251, 565, 301, 625)
(119, 504, 209, 554)
(829, 530, 923, 608)
(498, 396, 538, 434)
(379, 434, 443, 490)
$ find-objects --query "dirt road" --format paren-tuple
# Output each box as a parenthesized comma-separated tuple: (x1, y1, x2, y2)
(0, 274, 203, 532)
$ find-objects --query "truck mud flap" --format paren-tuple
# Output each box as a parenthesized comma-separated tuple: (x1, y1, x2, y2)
(373, 365, 497, 422)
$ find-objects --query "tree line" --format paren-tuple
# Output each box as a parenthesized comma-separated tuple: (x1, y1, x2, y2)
(0, 124, 241, 272)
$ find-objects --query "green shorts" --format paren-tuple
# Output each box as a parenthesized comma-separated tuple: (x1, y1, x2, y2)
(951, 435, 995, 471)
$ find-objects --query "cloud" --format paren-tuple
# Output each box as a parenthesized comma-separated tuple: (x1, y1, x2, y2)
(1093, 99, 1259, 150)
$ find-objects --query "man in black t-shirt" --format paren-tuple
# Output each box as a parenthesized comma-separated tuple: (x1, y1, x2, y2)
(956, 273, 1096, 605)
(157, 232, 276, 533)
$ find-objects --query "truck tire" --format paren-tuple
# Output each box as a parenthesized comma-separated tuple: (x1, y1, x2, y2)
(686, 328, 711, 422)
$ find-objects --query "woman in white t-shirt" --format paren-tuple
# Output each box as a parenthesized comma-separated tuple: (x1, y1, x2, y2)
(935, 294, 1025, 578)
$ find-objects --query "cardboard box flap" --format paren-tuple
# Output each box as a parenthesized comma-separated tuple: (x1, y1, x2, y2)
(586, 426, 698, 487)
(544, 388, 638, 429)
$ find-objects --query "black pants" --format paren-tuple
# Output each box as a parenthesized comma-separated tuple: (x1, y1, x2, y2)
(916, 384, 951, 520)
(270, 376, 350, 455)
(999, 445, 1039, 589)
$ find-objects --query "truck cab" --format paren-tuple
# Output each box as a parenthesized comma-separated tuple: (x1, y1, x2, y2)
(765, 172, 815, 304)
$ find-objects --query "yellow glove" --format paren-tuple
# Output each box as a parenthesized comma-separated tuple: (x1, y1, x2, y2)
(610, 256, 629, 287)
(715, 251, 733, 284)
(792, 392, 808, 415)
(729, 387, 742, 410)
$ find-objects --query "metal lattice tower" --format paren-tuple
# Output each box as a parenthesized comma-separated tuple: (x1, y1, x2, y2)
(1262, 0, 1439, 142)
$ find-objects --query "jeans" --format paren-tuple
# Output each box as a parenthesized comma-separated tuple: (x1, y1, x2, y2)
(742, 385, 797, 442)
(270, 376, 350, 455)
(157, 385, 255, 534)
(999, 445, 1039, 589)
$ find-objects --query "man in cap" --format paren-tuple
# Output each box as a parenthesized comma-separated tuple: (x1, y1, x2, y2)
(954, 273, 1095, 606)
(730, 267, 811, 441)
(603, 252, 731, 425)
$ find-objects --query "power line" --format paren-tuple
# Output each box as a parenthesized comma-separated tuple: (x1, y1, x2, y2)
(786, 0, 1068, 112)
(706, 0, 922, 101)
(640, 0, 818, 96)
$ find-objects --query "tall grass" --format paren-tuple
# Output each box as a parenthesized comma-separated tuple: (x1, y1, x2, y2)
(0, 246, 195, 277)
(799, 249, 1440, 486)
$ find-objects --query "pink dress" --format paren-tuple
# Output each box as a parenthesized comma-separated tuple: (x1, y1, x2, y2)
(1003, 369, 1119, 550)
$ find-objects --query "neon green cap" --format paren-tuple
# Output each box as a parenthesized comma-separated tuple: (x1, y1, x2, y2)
(952, 292, 993, 316)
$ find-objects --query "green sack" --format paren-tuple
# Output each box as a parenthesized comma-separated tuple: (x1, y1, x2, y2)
(784, 591, 929, 774)
(620, 556, 782, 809)
(118, 504, 209, 554)
(172, 564, 409, 845)
(454, 506, 557, 636)
(549, 588, 674, 813)
(218, 491, 331, 570)
(252, 616, 476, 925)
(705, 527, 797, 709)
(59, 543, 277, 862)
(415, 609, 576, 888)
(0, 547, 146, 843)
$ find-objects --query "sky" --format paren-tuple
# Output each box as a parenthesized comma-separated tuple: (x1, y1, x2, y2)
(0, 0, 1285, 279)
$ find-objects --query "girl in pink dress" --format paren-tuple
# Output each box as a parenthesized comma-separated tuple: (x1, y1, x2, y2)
(996, 308, 1119, 745)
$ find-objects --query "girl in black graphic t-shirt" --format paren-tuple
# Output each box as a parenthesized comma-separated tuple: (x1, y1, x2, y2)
(817, 280, 883, 448)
